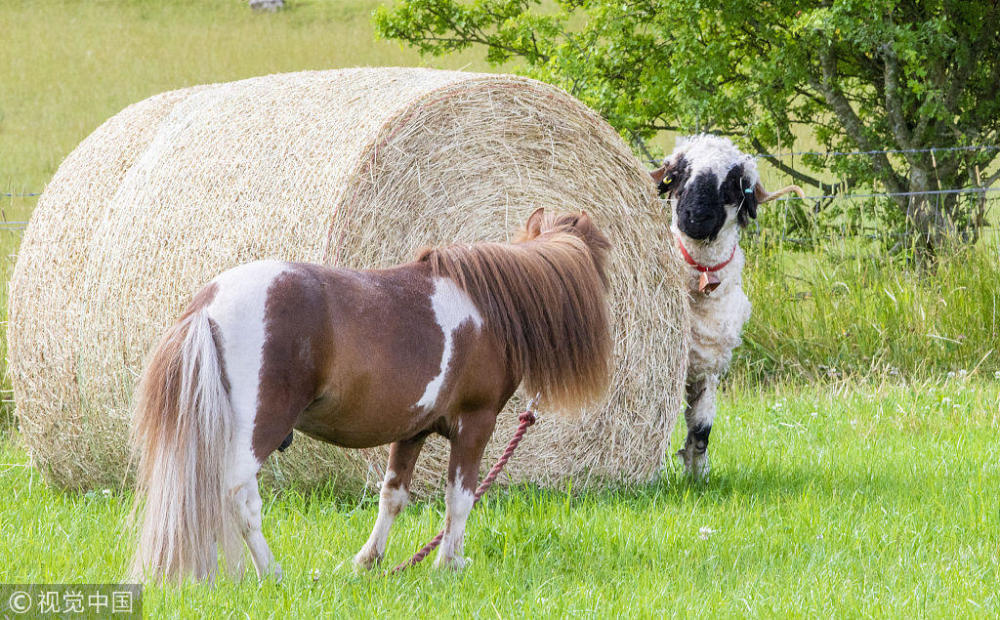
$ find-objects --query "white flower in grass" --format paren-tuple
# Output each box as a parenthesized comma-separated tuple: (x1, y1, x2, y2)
(102, 489, 111, 498)
(311, 569, 321, 582)
(994, 370, 1000, 380)
(698, 526, 717, 540)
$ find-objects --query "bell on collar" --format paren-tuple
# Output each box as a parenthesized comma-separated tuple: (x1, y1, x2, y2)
(698, 272, 721, 293)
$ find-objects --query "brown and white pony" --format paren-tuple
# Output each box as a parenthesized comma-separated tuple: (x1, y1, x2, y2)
(129, 208, 612, 583)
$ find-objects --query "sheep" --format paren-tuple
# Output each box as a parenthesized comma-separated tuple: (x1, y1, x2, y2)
(651, 135, 803, 478)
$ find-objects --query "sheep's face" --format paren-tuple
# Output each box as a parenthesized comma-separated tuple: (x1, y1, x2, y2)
(653, 135, 759, 242)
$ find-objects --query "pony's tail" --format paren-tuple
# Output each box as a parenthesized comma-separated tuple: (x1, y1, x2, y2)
(129, 308, 242, 584)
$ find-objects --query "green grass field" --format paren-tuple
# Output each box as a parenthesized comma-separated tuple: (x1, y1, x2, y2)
(2, 1, 999, 617)
(2, 379, 997, 616)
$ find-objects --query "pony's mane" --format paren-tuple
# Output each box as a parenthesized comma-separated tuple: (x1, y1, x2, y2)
(418, 217, 612, 412)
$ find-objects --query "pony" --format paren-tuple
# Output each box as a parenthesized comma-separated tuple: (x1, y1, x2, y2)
(129, 207, 613, 583)
(650, 135, 803, 478)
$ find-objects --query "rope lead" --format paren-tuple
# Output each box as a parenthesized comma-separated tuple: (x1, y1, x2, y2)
(388, 393, 541, 574)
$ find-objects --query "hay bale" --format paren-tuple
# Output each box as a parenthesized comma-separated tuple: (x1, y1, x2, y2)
(8, 68, 689, 496)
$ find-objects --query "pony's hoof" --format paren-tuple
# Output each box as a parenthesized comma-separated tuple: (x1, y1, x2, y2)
(352, 548, 382, 571)
(253, 561, 283, 583)
(433, 554, 469, 571)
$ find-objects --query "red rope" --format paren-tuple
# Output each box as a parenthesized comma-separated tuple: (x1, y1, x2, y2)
(388, 401, 539, 574)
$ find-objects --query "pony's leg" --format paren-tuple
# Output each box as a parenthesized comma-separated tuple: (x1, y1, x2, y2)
(354, 436, 426, 570)
(676, 375, 718, 479)
(231, 474, 282, 582)
(434, 411, 496, 570)
(227, 404, 312, 582)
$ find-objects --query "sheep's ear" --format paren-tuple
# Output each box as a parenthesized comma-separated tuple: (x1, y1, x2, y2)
(723, 165, 758, 226)
(650, 161, 674, 196)
(651, 155, 689, 197)
(524, 207, 545, 238)
(738, 181, 758, 226)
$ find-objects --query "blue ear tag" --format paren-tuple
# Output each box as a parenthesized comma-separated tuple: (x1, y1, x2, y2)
(744, 188, 753, 194)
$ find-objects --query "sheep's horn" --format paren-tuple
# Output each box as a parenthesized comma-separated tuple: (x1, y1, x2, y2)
(754, 182, 806, 203)
(650, 163, 669, 184)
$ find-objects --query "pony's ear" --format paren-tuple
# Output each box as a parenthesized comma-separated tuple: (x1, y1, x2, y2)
(525, 207, 545, 239)
(575, 211, 595, 233)
(574, 211, 612, 247)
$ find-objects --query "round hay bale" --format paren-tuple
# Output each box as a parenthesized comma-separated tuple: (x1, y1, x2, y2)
(8, 68, 689, 496)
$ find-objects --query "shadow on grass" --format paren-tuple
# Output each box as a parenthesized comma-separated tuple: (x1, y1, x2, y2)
(274, 455, 909, 519)
(3, 424, 910, 517)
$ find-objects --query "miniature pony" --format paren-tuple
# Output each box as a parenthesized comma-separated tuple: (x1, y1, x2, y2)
(130, 208, 613, 582)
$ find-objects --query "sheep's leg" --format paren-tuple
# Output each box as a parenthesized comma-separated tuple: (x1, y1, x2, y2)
(434, 410, 496, 570)
(676, 375, 718, 479)
(354, 436, 425, 570)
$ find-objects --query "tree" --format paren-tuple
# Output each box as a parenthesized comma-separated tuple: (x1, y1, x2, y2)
(375, 0, 1000, 253)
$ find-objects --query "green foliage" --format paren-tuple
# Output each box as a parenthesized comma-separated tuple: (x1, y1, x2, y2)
(375, 1, 1000, 244)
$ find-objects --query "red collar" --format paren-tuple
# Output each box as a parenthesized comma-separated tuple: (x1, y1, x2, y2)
(675, 236, 737, 273)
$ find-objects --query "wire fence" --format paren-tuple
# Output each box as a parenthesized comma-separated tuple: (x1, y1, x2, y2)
(4, 144, 999, 235)
(759, 143, 1000, 159)
(752, 143, 1000, 245)
(768, 186, 1000, 202)
(750, 191, 1000, 249)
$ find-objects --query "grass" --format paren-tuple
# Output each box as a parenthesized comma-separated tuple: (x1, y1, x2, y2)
(0, 0, 486, 193)
(736, 233, 1000, 383)
(2, 1, 1000, 616)
(1, 377, 997, 616)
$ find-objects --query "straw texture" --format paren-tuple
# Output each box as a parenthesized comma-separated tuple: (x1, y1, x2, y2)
(8, 68, 689, 495)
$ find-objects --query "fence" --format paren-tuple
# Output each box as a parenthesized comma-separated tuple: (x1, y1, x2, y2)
(5, 144, 999, 239)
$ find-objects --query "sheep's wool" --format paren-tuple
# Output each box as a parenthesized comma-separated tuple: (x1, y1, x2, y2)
(8, 68, 690, 495)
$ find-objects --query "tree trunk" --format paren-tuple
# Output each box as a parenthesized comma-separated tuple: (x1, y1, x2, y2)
(905, 164, 963, 260)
